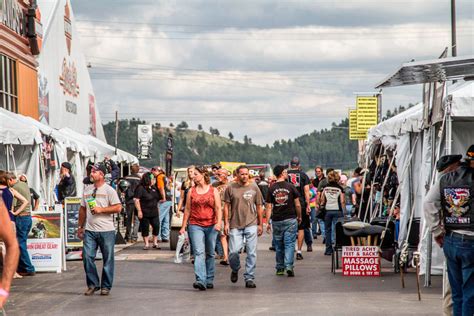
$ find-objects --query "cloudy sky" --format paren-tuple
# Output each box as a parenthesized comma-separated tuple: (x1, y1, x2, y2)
(72, 0, 474, 145)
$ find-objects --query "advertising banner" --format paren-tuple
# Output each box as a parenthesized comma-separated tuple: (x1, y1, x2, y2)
(356, 96, 378, 131)
(349, 109, 367, 140)
(342, 246, 380, 277)
(64, 197, 82, 248)
(27, 212, 63, 272)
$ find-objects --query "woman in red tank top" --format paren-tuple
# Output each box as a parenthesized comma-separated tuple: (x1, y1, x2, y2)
(180, 166, 222, 291)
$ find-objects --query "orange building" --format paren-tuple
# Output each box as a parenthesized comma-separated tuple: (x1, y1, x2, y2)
(0, 0, 42, 119)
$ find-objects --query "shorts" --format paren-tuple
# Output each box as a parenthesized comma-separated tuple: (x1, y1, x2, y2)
(139, 215, 160, 237)
(298, 211, 311, 230)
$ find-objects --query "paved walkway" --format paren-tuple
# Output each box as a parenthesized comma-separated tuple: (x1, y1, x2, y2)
(7, 235, 443, 315)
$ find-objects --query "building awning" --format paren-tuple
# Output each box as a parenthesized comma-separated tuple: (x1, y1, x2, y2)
(375, 55, 474, 88)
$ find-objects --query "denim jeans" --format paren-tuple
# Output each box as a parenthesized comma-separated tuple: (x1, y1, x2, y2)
(229, 225, 258, 281)
(272, 218, 297, 270)
(324, 211, 343, 254)
(15, 216, 35, 273)
(345, 205, 353, 218)
(83, 230, 115, 290)
(158, 201, 172, 240)
(303, 227, 313, 246)
(309, 207, 317, 237)
(125, 203, 139, 240)
(443, 234, 474, 316)
(318, 218, 326, 237)
(188, 224, 218, 285)
(215, 231, 224, 257)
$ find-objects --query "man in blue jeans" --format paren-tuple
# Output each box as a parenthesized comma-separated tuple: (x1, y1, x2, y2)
(424, 148, 474, 316)
(152, 167, 172, 242)
(265, 165, 302, 276)
(224, 165, 264, 288)
(78, 163, 121, 296)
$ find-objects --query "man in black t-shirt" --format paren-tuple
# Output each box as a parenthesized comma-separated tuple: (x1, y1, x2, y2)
(266, 164, 301, 277)
(286, 157, 311, 259)
(124, 164, 141, 242)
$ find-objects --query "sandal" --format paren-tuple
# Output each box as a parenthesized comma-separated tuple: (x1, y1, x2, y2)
(220, 260, 229, 266)
(143, 245, 150, 250)
(152, 244, 161, 249)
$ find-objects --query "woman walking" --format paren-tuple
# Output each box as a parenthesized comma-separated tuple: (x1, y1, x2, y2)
(320, 171, 345, 256)
(179, 166, 222, 291)
(134, 172, 162, 250)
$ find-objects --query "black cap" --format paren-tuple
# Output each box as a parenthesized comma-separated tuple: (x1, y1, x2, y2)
(92, 162, 108, 175)
(273, 165, 287, 178)
(61, 162, 72, 171)
(436, 155, 462, 172)
(290, 156, 300, 166)
(466, 145, 474, 160)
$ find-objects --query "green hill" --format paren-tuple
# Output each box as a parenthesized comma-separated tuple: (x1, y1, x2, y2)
(103, 118, 359, 171)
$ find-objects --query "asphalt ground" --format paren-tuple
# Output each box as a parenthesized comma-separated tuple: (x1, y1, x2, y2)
(6, 234, 443, 316)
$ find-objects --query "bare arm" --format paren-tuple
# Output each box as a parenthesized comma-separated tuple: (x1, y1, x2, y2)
(11, 188, 29, 215)
(134, 198, 142, 218)
(0, 199, 19, 305)
(33, 198, 40, 211)
(94, 203, 121, 214)
(213, 189, 222, 229)
(176, 188, 185, 212)
(340, 192, 346, 213)
(224, 202, 230, 226)
(295, 198, 302, 221)
(265, 203, 272, 227)
(179, 190, 192, 233)
(304, 184, 310, 214)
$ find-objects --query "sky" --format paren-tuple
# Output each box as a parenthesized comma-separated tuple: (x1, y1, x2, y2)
(71, 0, 474, 145)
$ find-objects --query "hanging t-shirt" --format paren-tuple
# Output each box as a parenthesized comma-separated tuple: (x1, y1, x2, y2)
(286, 169, 310, 206)
(266, 181, 300, 222)
(134, 185, 162, 217)
(224, 182, 264, 229)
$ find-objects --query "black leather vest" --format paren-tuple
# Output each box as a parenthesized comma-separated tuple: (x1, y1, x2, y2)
(439, 166, 474, 232)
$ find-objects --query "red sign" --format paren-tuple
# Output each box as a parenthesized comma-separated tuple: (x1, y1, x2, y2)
(342, 246, 380, 277)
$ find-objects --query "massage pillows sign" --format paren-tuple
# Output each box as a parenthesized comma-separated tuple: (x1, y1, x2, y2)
(342, 246, 380, 277)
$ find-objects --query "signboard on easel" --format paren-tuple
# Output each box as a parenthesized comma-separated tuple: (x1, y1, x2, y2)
(64, 197, 82, 248)
(27, 211, 64, 273)
(342, 246, 380, 277)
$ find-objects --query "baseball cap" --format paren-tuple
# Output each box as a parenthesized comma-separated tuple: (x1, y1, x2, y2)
(436, 155, 462, 172)
(466, 145, 474, 160)
(61, 162, 72, 171)
(290, 156, 300, 166)
(273, 164, 287, 177)
(92, 162, 108, 175)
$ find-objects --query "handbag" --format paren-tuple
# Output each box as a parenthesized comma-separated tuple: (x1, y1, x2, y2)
(315, 204, 326, 220)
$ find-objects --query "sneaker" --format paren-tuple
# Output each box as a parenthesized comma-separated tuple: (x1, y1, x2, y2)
(100, 288, 110, 296)
(84, 287, 99, 296)
(269, 246, 276, 251)
(162, 239, 169, 243)
(313, 235, 318, 240)
(324, 251, 333, 256)
(286, 269, 295, 277)
(307, 245, 313, 252)
(296, 253, 303, 260)
(230, 270, 238, 283)
(18, 271, 35, 276)
(245, 280, 256, 288)
(322, 238, 326, 245)
(276, 269, 285, 276)
(193, 282, 206, 291)
(206, 284, 214, 289)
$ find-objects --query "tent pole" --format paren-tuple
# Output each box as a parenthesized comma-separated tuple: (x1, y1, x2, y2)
(5, 145, 10, 171)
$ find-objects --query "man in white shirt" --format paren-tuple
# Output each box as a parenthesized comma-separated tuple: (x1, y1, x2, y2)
(78, 163, 121, 296)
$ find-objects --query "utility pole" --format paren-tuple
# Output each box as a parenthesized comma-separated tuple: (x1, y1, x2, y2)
(451, 0, 457, 57)
(114, 110, 118, 155)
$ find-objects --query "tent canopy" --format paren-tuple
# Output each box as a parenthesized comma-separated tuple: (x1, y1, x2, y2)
(375, 55, 474, 88)
(0, 108, 42, 145)
(449, 81, 474, 118)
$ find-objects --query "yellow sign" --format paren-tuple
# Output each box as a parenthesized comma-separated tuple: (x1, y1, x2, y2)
(356, 96, 378, 131)
(220, 162, 245, 173)
(349, 109, 367, 140)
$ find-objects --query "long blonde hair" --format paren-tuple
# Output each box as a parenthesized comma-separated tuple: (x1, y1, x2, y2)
(184, 165, 195, 189)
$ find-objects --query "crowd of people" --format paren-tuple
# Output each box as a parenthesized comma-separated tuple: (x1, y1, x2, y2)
(0, 149, 472, 315)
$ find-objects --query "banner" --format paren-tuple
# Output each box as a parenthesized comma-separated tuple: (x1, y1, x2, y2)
(64, 197, 82, 248)
(356, 96, 378, 131)
(349, 109, 367, 140)
(27, 212, 63, 273)
(342, 246, 380, 277)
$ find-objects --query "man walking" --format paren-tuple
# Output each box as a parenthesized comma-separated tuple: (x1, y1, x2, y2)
(57, 162, 76, 203)
(78, 163, 121, 296)
(0, 198, 19, 309)
(266, 165, 301, 277)
(424, 147, 474, 316)
(224, 165, 264, 288)
(124, 163, 141, 242)
(12, 175, 35, 276)
(152, 166, 172, 242)
(287, 157, 311, 259)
